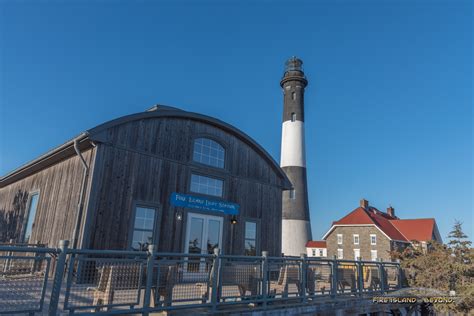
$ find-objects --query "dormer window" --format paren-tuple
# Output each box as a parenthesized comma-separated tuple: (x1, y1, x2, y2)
(193, 138, 225, 168)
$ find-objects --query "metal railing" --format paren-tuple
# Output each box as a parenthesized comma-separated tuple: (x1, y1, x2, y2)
(0, 240, 405, 315)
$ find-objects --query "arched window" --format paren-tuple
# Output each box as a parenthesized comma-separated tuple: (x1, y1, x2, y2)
(193, 138, 225, 168)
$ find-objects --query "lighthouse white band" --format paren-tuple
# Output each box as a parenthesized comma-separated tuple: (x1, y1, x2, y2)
(280, 120, 306, 168)
(282, 219, 312, 256)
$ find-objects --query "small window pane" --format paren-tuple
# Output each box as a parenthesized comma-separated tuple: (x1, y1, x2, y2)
(245, 239, 256, 256)
(289, 189, 295, 199)
(190, 174, 223, 197)
(193, 138, 225, 168)
(24, 193, 39, 243)
(245, 222, 256, 239)
(132, 230, 153, 251)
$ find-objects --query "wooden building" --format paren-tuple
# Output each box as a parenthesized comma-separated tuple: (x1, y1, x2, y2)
(0, 105, 291, 256)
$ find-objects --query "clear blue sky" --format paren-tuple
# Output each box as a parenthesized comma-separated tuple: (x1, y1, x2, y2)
(1, 0, 472, 241)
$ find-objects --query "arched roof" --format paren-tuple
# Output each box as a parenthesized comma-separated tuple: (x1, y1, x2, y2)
(87, 105, 291, 188)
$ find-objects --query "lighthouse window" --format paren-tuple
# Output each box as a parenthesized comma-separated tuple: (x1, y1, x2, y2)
(291, 91, 296, 100)
(289, 189, 296, 199)
(291, 113, 296, 122)
(193, 138, 225, 168)
(190, 174, 223, 197)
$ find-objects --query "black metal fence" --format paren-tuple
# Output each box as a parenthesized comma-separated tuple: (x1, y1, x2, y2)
(0, 240, 403, 315)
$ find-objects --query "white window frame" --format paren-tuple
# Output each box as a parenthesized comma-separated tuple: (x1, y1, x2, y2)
(370, 234, 377, 245)
(312, 249, 316, 256)
(353, 234, 359, 245)
(371, 250, 378, 261)
(319, 249, 324, 257)
(354, 249, 360, 260)
(337, 234, 343, 245)
(337, 248, 343, 259)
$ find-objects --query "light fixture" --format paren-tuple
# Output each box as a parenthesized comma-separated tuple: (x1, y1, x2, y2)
(230, 215, 237, 225)
(176, 211, 183, 221)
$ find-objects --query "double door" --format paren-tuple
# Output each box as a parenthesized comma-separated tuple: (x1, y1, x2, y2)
(184, 212, 223, 272)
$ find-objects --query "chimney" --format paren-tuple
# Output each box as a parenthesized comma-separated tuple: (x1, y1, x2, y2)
(387, 206, 395, 218)
(360, 199, 369, 210)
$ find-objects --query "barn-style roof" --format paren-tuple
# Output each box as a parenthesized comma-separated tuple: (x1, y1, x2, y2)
(0, 105, 292, 189)
(322, 203, 442, 243)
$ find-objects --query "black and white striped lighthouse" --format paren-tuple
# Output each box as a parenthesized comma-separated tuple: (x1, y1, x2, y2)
(280, 57, 312, 256)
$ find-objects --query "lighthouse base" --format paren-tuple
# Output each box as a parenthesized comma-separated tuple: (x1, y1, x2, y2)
(281, 219, 312, 257)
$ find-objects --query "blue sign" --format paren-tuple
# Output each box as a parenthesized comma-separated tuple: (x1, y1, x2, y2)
(170, 192, 239, 215)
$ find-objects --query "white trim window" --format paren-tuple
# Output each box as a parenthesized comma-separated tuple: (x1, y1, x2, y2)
(337, 234, 343, 245)
(337, 248, 343, 259)
(312, 249, 316, 256)
(370, 234, 377, 245)
(353, 234, 359, 245)
(354, 249, 360, 260)
(371, 250, 378, 261)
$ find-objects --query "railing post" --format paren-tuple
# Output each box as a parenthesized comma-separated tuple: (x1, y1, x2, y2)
(357, 257, 363, 296)
(49, 239, 69, 316)
(261, 251, 268, 308)
(211, 248, 220, 312)
(3, 239, 14, 273)
(300, 253, 307, 303)
(331, 255, 338, 298)
(143, 244, 156, 316)
(378, 258, 386, 294)
(396, 259, 402, 289)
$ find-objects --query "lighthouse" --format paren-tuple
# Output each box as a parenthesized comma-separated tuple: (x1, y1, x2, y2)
(280, 57, 312, 256)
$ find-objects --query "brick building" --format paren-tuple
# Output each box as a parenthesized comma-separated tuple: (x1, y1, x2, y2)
(322, 199, 442, 262)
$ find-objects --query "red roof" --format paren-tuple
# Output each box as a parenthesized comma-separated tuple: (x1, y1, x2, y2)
(391, 219, 436, 242)
(327, 206, 437, 242)
(306, 240, 326, 248)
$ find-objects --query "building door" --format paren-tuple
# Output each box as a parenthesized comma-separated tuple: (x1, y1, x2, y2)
(184, 213, 223, 273)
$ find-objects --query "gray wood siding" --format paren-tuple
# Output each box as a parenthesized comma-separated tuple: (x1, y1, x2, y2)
(0, 148, 96, 247)
(87, 117, 284, 256)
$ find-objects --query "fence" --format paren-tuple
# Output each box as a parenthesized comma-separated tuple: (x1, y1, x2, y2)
(0, 240, 404, 315)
